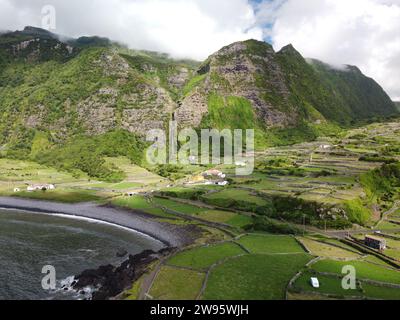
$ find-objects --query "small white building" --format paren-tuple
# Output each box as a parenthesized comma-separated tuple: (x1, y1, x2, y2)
(311, 277, 320, 288)
(320, 144, 332, 150)
(235, 161, 247, 167)
(27, 184, 55, 192)
(203, 169, 225, 178)
(218, 181, 229, 186)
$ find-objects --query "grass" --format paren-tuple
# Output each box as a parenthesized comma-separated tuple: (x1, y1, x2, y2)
(152, 197, 204, 214)
(202, 189, 270, 212)
(182, 74, 206, 96)
(203, 254, 312, 300)
(293, 272, 363, 298)
(112, 195, 153, 210)
(0, 158, 86, 184)
(108, 182, 143, 190)
(104, 157, 165, 186)
(384, 249, 400, 260)
(298, 237, 362, 260)
(362, 283, 400, 300)
(149, 266, 205, 300)
(10, 190, 101, 203)
(204, 189, 268, 206)
(225, 213, 254, 228)
(237, 235, 305, 254)
(168, 243, 246, 270)
(362, 255, 395, 268)
(153, 195, 254, 228)
(195, 226, 234, 245)
(124, 275, 145, 300)
(111, 196, 177, 218)
(319, 238, 365, 253)
(293, 271, 400, 300)
(206, 94, 256, 131)
(343, 199, 372, 225)
(193, 210, 253, 228)
(378, 221, 400, 230)
(312, 259, 400, 285)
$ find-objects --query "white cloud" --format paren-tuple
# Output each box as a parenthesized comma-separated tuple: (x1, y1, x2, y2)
(257, 0, 400, 99)
(0, 0, 263, 60)
(0, 0, 399, 99)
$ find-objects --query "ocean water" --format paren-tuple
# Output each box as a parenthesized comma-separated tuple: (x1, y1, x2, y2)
(0, 209, 164, 300)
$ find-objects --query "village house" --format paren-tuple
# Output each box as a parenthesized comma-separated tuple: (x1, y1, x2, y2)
(319, 144, 332, 150)
(27, 184, 56, 192)
(203, 169, 226, 179)
(235, 161, 247, 167)
(202, 170, 229, 186)
(217, 181, 229, 186)
(365, 235, 387, 251)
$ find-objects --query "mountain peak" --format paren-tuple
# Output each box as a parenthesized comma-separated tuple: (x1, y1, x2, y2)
(243, 39, 274, 54)
(211, 39, 274, 59)
(21, 26, 56, 38)
(278, 44, 302, 58)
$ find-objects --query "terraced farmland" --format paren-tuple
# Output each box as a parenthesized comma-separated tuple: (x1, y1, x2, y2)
(140, 234, 313, 300)
(290, 257, 400, 300)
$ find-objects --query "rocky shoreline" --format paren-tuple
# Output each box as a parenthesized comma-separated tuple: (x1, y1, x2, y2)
(0, 197, 203, 300)
(71, 248, 175, 300)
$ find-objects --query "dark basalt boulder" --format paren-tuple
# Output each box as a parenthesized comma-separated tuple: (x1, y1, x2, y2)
(116, 249, 128, 258)
(73, 248, 176, 300)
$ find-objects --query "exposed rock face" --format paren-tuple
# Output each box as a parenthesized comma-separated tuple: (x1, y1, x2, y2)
(16, 49, 177, 137)
(79, 51, 177, 135)
(168, 67, 190, 89)
(175, 91, 209, 128)
(175, 39, 397, 130)
(97, 51, 130, 79)
(175, 40, 299, 129)
(77, 96, 118, 135)
(0, 28, 397, 147)
(6, 37, 76, 62)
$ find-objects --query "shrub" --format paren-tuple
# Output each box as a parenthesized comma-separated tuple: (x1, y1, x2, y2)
(343, 199, 371, 225)
(244, 216, 302, 235)
(35, 129, 145, 182)
(361, 163, 400, 202)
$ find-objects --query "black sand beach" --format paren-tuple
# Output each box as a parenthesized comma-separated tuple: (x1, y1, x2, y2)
(0, 197, 198, 248)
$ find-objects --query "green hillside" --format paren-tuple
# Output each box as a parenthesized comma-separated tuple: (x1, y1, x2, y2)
(308, 58, 396, 123)
(0, 28, 397, 180)
(395, 101, 400, 111)
(176, 39, 397, 147)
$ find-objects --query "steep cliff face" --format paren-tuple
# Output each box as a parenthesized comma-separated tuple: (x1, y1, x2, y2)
(0, 28, 198, 146)
(0, 26, 76, 62)
(0, 29, 397, 155)
(175, 39, 397, 130)
(306, 59, 397, 124)
(176, 40, 300, 129)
